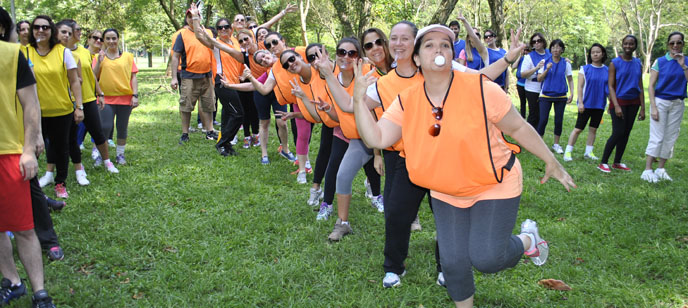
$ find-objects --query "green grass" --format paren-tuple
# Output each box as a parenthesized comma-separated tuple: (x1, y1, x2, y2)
(13, 68, 688, 307)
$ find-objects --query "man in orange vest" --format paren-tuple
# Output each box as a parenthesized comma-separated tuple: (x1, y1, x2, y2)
(170, 8, 218, 144)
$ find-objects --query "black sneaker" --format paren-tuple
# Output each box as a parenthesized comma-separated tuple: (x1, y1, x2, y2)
(216, 145, 237, 157)
(179, 133, 190, 145)
(205, 131, 218, 140)
(1, 278, 27, 305)
(46, 197, 65, 212)
(47, 246, 64, 261)
(31, 290, 55, 308)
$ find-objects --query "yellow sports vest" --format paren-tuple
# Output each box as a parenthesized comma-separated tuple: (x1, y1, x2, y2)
(99, 52, 134, 96)
(73, 45, 97, 102)
(26, 44, 74, 117)
(0, 42, 24, 154)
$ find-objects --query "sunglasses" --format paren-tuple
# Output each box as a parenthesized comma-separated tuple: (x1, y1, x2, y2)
(248, 25, 257, 29)
(91, 36, 103, 42)
(235, 18, 245, 22)
(307, 49, 322, 63)
(217, 25, 231, 30)
(264, 39, 279, 50)
(336, 49, 358, 58)
(281, 55, 296, 69)
(428, 107, 443, 137)
(363, 38, 383, 51)
(668, 41, 684, 46)
(33, 25, 50, 31)
(531, 38, 544, 44)
(484, 34, 496, 39)
(238, 37, 249, 44)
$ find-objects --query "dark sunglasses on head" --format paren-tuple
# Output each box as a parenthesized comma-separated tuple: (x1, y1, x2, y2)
(531, 38, 544, 44)
(668, 41, 684, 46)
(238, 37, 249, 44)
(217, 25, 231, 30)
(264, 39, 280, 50)
(428, 107, 443, 137)
(33, 25, 50, 31)
(363, 38, 383, 51)
(484, 33, 496, 39)
(248, 25, 257, 29)
(281, 55, 296, 69)
(235, 18, 245, 22)
(336, 49, 358, 58)
(91, 36, 103, 42)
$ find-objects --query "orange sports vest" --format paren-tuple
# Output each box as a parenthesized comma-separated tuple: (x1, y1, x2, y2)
(271, 46, 307, 105)
(296, 66, 340, 125)
(400, 72, 520, 196)
(248, 50, 270, 79)
(180, 28, 213, 74)
(327, 64, 374, 139)
(217, 39, 243, 84)
(374, 68, 422, 151)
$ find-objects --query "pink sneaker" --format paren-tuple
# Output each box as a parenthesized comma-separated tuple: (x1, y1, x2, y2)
(612, 163, 631, 171)
(54, 183, 68, 199)
(597, 163, 611, 173)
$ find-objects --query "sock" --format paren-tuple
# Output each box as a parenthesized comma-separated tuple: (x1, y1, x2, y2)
(341, 221, 349, 225)
(585, 145, 594, 155)
(45, 171, 54, 177)
(116, 145, 125, 156)
(565, 145, 573, 153)
(104, 159, 112, 164)
(12, 281, 22, 288)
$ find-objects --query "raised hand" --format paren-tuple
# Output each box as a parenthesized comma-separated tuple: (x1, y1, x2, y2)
(284, 3, 298, 14)
(352, 59, 377, 106)
(242, 65, 252, 81)
(289, 78, 306, 100)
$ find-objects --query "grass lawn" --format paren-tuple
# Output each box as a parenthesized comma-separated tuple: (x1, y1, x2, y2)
(13, 67, 688, 307)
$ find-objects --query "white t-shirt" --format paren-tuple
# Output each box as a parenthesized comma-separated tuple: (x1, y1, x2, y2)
(63, 48, 77, 70)
(521, 52, 546, 93)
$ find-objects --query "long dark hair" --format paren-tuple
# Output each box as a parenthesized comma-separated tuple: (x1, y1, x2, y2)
(0, 7, 13, 42)
(102, 28, 122, 55)
(586, 43, 607, 64)
(336, 37, 363, 59)
(360, 28, 394, 70)
(29, 15, 59, 49)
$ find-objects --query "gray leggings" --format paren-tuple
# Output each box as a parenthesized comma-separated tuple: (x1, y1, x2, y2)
(336, 139, 373, 195)
(100, 104, 132, 140)
(433, 196, 524, 301)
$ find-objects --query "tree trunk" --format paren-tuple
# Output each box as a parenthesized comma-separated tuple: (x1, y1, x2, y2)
(158, 0, 181, 30)
(148, 49, 153, 68)
(429, 0, 459, 25)
(356, 0, 372, 37)
(299, 0, 311, 45)
(203, 4, 213, 28)
(487, 0, 505, 48)
(331, 0, 355, 36)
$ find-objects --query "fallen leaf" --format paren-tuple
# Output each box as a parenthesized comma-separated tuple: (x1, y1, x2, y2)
(69, 288, 74, 295)
(120, 278, 130, 284)
(676, 236, 688, 243)
(116, 272, 127, 277)
(163, 246, 177, 253)
(557, 217, 566, 222)
(573, 257, 584, 265)
(368, 280, 376, 283)
(116, 192, 121, 197)
(522, 259, 530, 264)
(132, 292, 144, 299)
(200, 209, 206, 213)
(419, 305, 425, 308)
(538, 279, 572, 291)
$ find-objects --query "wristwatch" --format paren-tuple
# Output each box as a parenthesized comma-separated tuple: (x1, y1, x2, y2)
(77, 105, 84, 110)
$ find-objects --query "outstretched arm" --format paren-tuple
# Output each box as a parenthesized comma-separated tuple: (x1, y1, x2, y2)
(259, 3, 298, 29)
(242, 65, 276, 95)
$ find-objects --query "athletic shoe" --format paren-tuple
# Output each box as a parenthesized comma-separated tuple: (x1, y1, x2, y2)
(371, 195, 384, 213)
(654, 168, 672, 181)
(279, 150, 296, 162)
(520, 219, 548, 266)
(260, 156, 270, 165)
(79, 143, 85, 151)
(584, 152, 599, 160)
(47, 246, 64, 261)
(364, 178, 373, 199)
(32, 290, 56, 308)
(46, 197, 65, 212)
(328, 218, 352, 241)
(108, 139, 115, 147)
(252, 134, 260, 147)
(611, 163, 631, 171)
(243, 136, 251, 149)
(316, 202, 333, 220)
(115, 154, 127, 165)
(1, 278, 27, 305)
(382, 271, 406, 288)
(213, 120, 220, 126)
(305, 160, 312, 173)
(91, 147, 100, 161)
(93, 155, 103, 167)
(411, 215, 422, 231)
(230, 135, 238, 145)
(307, 187, 323, 206)
(54, 183, 68, 199)
(205, 131, 218, 140)
(597, 163, 611, 173)
(105, 160, 119, 173)
(197, 123, 203, 129)
(641, 169, 658, 183)
(436, 272, 446, 287)
(297, 171, 307, 184)
(216, 145, 237, 157)
(179, 133, 190, 145)
(563, 151, 572, 162)
(38, 172, 55, 188)
(551, 144, 564, 154)
(75, 169, 90, 186)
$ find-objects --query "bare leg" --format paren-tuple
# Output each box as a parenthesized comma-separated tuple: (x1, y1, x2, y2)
(116, 138, 126, 147)
(180, 111, 191, 134)
(336, 194, 352, 221)
(553, 134, 561, 145)
(14, 229, 45, 292)
(585, 127, 597, 146)
(658, 158, 667, 169)
(96, 142, 110, 160)
(454, 295, 474, 308)
(276, 118, 291, 153)
(297, 154, 307, 172)
(259, 119, 270, 157)
(645, 155, 655, 170)
(44, 164, 55, 172)
(566, 128, 582, 147)
(0, 233, 20, 284)
(200, 111, 213, 132)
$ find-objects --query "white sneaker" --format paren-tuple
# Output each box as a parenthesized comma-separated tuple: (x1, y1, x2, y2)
(297, 171, 307, 184)
(436, 272, 446, 287)
(411, 215, 422, 231)
(230, 135, 238, 145)
(79, 144, 85, 151)
(307, 187, 323, 206)
(104, 160, 119, 174)
(371, 195, 384, 213)
(654, 168, 672, 181)
(584, 152, 599, 160)
(316, 202, 333, 220)
(197, 123, 203, 129)
(551, 144, 564, 154)
(364, 178, 373, 199)
(641, 169, 658, 183)
(520, 219, 548, 266)
(75, 169, 90, 186)
(382, 271, 406, 288)
(563, 151, 573, 162)
(38, 172, 55, 188)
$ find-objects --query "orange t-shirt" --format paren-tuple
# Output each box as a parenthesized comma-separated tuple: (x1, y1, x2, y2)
(382, 71, 522, 208)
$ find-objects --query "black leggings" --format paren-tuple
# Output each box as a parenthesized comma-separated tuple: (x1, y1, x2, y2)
(239, 89, 259, 137)
(43, 113, 73, 185)
(30, 177, 59, 250)
(69, 100, 107, 163)
(215, 82, 244, 149)
(313, 125, 333, 185)
(517, 84, 527, 118)
(601, 105, 640, 164)
(525, 90, 540, 128)
(322, 137, 380, 204)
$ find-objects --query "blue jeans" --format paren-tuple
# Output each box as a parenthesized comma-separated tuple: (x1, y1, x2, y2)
(537, 97, 567, 137)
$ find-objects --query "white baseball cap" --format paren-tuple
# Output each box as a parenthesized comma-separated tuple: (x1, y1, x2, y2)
(414, 24, 455, 45)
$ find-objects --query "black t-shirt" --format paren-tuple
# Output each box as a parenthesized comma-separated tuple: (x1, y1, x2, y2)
(16, 52, 36, 90)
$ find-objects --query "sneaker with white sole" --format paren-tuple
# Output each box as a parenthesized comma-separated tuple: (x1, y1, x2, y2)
(520, 219, 548, 266)
(316, 202, 333, 220)
(38, 172, 55, 188)
(641, 169, 658, 183)
(104, 160, 119, 173)
(328, 218, 352, 241)
(563, 151, 572, 162)
(382, 271, 406, 288)
(551, 144, 564, 154)
(54, 183, 68, 199)
(307, 187, 323, 206)
(75, 169, 90, 186)
(611, 163, 631, 171)
(411, 215, 422, 231)
(364, 178, 373, 199)
(436, 272, 446, 287)
(279, 150, 296, 162)
(91, 147, 100, 161)
(230, 135, 238, 145)
(371, 195, 384, 213)
(115, 154, 127, 165)
(597, 163, 611, 173)
(654, 168, 672, 181)
(584, 152, 599, 160)
(93, 155, 103, 167)
(297, 171, 307, 184)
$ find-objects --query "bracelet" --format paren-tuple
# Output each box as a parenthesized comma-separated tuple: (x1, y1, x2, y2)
(503, 56, 516, 65)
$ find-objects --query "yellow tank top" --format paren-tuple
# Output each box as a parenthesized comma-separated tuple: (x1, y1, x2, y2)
(26, 44, 74, 117)
(0, 42, 24, 154)
(72, 45, 97, 102)
(99, 52, 134, 96)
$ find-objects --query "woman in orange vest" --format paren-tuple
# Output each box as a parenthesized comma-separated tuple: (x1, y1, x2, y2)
(29, 15, 84, 198)
(353, 25, 575, 307)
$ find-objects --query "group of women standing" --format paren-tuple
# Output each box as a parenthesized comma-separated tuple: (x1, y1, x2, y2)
(17, 16, 136, 198)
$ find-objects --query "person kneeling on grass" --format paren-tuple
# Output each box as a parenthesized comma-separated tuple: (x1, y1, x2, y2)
(563, 43, 609, 165)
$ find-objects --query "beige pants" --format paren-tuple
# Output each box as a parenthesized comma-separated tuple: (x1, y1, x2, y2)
(645, 97, 685, 159)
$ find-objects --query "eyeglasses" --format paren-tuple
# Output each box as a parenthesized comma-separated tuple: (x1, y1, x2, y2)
(217, 25, 231, 30)
(248, 25, 257, 30)
(307, 53, 319, 63)
(428, 107, 443, 137)
(264, 39, 279, 50)
(336, 49, 358, 58)
(668, 41, 684, 46)
(235, 18, 245, 22)
(363, 38, 383, 51)
(281, 55, 296, 69)
(531, 38, 544, 45)
(33, 25, 50, 31)
(484, 33, 496, 39)
(238, 37, 249, 44)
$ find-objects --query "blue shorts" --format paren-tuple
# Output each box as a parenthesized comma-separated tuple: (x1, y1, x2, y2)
(254, 91, 286, 120)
